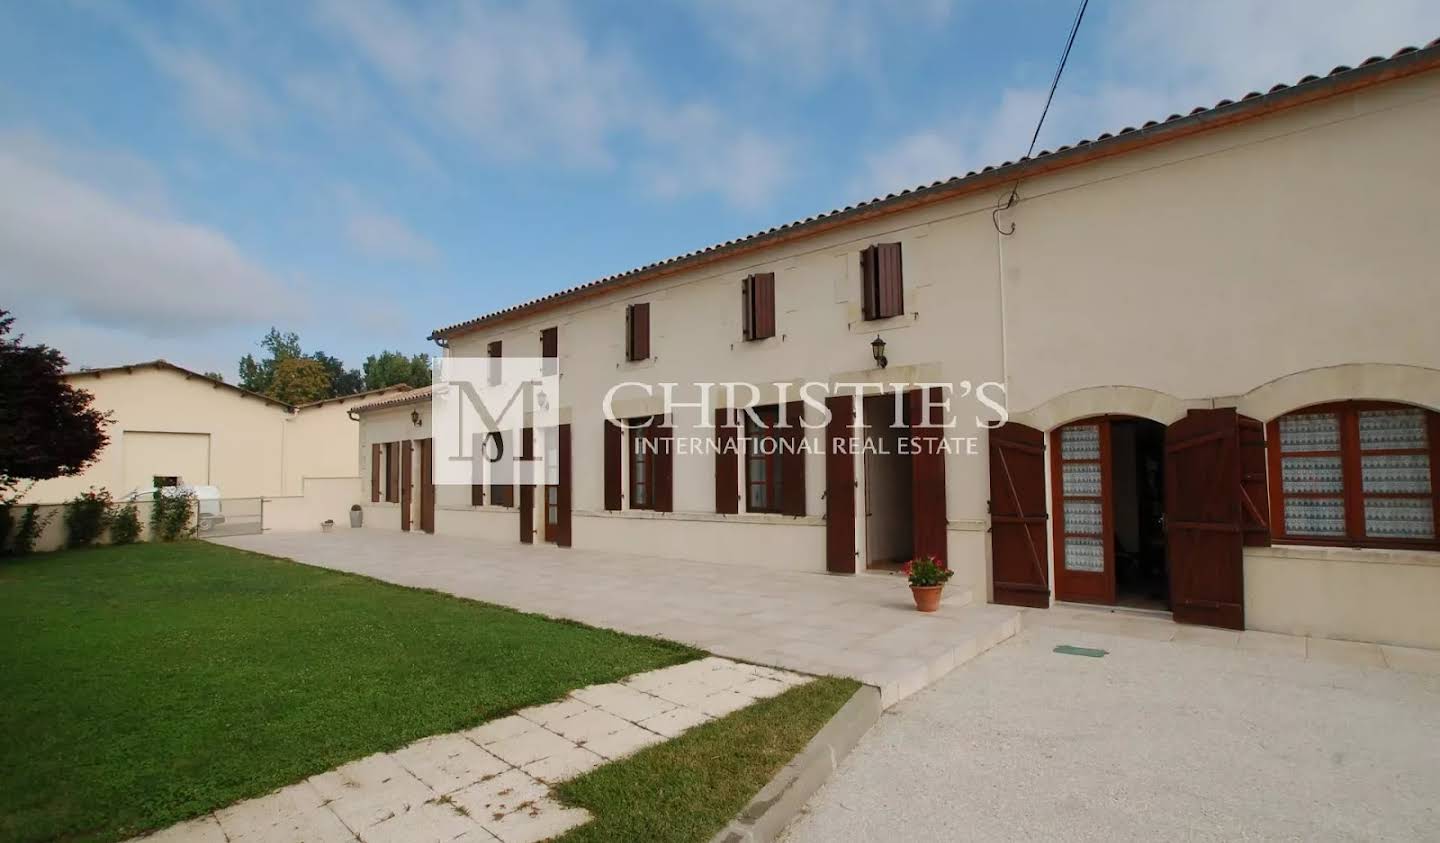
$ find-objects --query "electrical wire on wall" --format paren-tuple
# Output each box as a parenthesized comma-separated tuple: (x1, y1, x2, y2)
(993, 0, 1091, 235)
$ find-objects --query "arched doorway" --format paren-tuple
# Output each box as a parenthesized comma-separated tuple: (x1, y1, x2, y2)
(1052, 415, 1170, 610)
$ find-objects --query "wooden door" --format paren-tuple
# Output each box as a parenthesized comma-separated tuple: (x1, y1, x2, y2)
(909, 388, 948, 563)
(1166, 408, 1245, 629)
(555, 424, 572, 546)
(1052, 419, 1115, 604)
(400, 440, 413, 532)
(988, 422, 1051, 607)
(418, 438, 435, 534)
(1239, 416, 1271, 547)
(519, 426, 534, 544)
(824, 395, 856, 573)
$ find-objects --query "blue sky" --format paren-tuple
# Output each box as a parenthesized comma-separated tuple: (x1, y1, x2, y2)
(2, 0, 1437, 379)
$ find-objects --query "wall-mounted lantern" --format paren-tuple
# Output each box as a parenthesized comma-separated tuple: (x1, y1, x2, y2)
(871, 334, 888, 369)
(410, 409, 422, 427)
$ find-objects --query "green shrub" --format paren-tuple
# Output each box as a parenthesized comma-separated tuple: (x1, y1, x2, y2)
(150, 491, 196, 542)
(64, 488, 113, 548)
(110, 503, 142, 545)
(10, 505, 50, 555)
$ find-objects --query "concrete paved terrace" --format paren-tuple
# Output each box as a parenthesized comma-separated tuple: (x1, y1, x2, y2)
(214, 529, 1020, 707)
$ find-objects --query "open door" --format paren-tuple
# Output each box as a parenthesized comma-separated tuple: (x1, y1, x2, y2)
(544, 424, 572, 547)
(824, 394, 856, 573)
(418, 438, 435, 534)
(400, 440, 413, 532)
(1165, 408, 1245, 629)
(909, 388, 948, 563)
(989, 422, 1051, 607)
(519, 425, 534, 544)
(1052, 419, 1116, 604)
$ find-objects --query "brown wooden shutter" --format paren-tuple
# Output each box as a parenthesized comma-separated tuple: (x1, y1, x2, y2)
(1165, 408, 1245, 630)
(541, 327, 557, 360)
(471, 483, 485, 506)
(556, 424, 572, 547)
(1239, 415, 1271, 547)
(604, 419, 622, 510)
(988, 422, 1051, 608)
(386, 442, 399, 502)
(860, 246, 879, 320)
(781, 400, 806, 516)
(877, 242, 904, 318)
(743, 273, 775, 340)
(400, 440, 413, 532)
(741, 277, 754, 340)
(519, 426, 534, 544)
(825, 395, 856, 573)
(715, 407, 739, 513)
(626, 303, 650, 361)
(909, 388, 948, 562)
(371, 443, 381, 503)
(419, 438, 435, 534)
(654, 420, 674, 513)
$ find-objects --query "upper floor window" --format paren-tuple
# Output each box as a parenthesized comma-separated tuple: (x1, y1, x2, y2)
(741, 273, 775, 341)
(1267, 401, 1438, 549)
(860, 243, 904, 320)
(540, 327, 558, 376)
(625, 303, 650, 361)
(486, 340, 502, 386)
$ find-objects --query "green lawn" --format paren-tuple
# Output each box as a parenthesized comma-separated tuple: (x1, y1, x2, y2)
(0, 542, 699, 843)
(557, 676, 860, 842)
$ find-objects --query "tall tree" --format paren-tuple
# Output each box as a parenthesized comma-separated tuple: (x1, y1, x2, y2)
(237, 328, 302, 394)
(363, 351, 432, 390)
(267, 357, 332, 405)
(0, 311, 110, 499)
(311, 351, 364, 397)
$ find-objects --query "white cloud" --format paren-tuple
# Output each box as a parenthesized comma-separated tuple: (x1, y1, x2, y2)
(313, 0, 794, 205)
(859, 0, 1440, 197)
(138, 39, 276, 149)
(345, 209, 440, 266)
(692, 0, 955, 83)
(0, 137, 300, 339)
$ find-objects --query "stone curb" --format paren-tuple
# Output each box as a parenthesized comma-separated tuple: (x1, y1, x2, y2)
(710, 683, 883, 843)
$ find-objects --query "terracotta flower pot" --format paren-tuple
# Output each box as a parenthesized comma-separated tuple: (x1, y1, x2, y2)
(911, 585, 943, 612)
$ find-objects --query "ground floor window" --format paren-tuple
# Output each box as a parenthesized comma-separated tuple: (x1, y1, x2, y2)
(629, 417, 659, 510)
(1268, 401, 1438, 548)
(745, 405, 786, 513)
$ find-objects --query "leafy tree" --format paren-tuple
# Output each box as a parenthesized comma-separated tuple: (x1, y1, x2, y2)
(267, 357, 332, 405)
(238, 328, 302, 394)
(363, 351, 432, 390)
(0, 311, 110, 500)
(312, 351, 365, 397)
(202, 371, 225, 382)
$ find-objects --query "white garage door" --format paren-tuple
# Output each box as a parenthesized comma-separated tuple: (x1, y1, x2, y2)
(122, 431, 210, 492)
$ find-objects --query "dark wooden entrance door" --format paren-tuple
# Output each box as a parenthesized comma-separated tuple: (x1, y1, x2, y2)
(519, 426, 534, 544)
(400, 440, 413, 532)
(1165, 408, 1245, 629)
(1052, 418, 1116, 604)
(988, 422, 1051, 607)
(544, 424, 572, 547)
(418, 438, 435, 534)
(825, 395, 856, 573)
(909, 388, 948, 563)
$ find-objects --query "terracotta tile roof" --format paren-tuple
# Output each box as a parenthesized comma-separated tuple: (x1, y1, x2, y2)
(68, 360, 414, 413)
(294, 384, 412, 409)
(430, 38, 1440, 341)
(348, 385, 435, 414)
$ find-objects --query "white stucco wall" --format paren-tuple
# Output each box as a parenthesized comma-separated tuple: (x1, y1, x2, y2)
(359, 70, 1440, 644)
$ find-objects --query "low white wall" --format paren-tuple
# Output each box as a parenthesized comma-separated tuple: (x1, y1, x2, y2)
(436, 506, 519, 542)
(1245, 546, 1440, 649)
(7, 500, 161, 554)
(359, 502, 403, 531)
(262, 477, 364, 532)
(574, 510, 824, 572)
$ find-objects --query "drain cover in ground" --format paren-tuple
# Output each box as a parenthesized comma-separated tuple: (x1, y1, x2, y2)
(1053, 645, 1108, 658)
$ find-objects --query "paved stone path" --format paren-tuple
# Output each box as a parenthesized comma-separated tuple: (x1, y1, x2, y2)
(784, 607, 1440, 841)
(215, 529, 1020, 707)
(141, 657, 811, 843)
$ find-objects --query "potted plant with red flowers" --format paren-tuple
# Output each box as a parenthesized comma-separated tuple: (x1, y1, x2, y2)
(903, 555, 953, 612)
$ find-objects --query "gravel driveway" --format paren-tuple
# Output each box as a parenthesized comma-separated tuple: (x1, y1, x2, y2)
(785, 610, 1440, 841)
